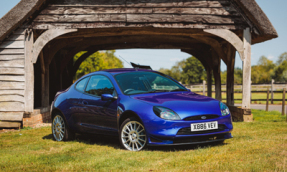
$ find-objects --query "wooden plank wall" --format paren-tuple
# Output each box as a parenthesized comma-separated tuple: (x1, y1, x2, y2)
(0, 28, 26, 123)
(32, 0, 247, 29)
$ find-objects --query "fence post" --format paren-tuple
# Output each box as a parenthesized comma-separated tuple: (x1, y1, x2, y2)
(250, 81, 252, 104)
(266, 88, 269, 111)
(271, 79, 274, 104)
(282, 88, 285, 116)
(190, 85, 193, 91)
(203, 80, 206, 96)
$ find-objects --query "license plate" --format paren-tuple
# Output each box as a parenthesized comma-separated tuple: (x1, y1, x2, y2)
(191, 121, 218, 132)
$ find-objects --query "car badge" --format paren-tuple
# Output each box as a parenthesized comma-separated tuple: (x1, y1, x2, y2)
(201, 116, 207, 120)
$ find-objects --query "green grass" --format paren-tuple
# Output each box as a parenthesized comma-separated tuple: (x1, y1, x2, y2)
(0, 111, 287, 171)
(197, 92, 284, 105)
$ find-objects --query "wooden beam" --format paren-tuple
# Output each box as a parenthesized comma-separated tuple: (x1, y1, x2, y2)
(0, 81, 25, 90)
(0, 59, 25, 68)
(211, 50, 222, 101)
(72, 50, 98, 77)
(41, 6, 238, 16)
(206, 68, 212, 97)
(242, 28, 252, 109)
(32, 23, 245, 30)
(0, 102, 24, 111)
(226, 44, 236, 106)
(0, 90, 25, 96)
(0, 68, 25, 75)
(60, 45, 90, 73)
(0, 55, 25, 60)
(52, 0, 230, 8)
(0, 95, 25, 103)
(127, 14, 244, 24)
(189, 35, 227, 64)
(0, 112, 23, 121)
(204, 29, 244, 61)
(0, 48, 24, 55)
(32, 29, 77, 63)
(0, 75, 25, 82)
(24, 30, 34, 113)
(0, 41, 25, 49)
(0, 121, 21, 128)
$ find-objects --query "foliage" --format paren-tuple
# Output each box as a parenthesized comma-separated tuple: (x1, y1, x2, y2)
(221, 67, 242, 84)
(251, 56, 276, 84)
(0, 111, 287, 171)
(160, 52, 287, 85)
(276, 52, 287, 65)
(272, 52, 287, 82)
(74, 50, 123, 80)
(159, 56, 206, 84)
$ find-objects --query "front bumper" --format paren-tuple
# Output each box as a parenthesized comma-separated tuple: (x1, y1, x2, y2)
(143, 115, 233, 146)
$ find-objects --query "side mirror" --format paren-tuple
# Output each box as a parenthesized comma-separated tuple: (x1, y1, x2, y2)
(101, 94, 117, 101)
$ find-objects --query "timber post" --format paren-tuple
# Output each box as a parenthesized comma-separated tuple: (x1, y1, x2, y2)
(282, 88, 285, 116)
(24, 29, 34, 113)
(203, 80, 206, 96)
(271, 79, 274, 104)
(207, 68, 212, 97)
(266, 88, 269, 111)
(242, 28, 253, 122)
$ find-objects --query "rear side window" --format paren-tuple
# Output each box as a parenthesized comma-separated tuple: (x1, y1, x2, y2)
(75, 77, 89, 92)
(85, 75, 114, 96)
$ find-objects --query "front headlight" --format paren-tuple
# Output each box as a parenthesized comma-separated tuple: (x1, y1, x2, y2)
(220, 102, 230, 116)
(153, 106, 181, 120)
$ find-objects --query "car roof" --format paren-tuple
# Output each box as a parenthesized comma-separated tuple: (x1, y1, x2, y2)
(98, 68, 157, 75)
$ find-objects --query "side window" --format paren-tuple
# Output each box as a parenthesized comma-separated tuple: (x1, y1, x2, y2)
(75, 77, 89, 92)
(85, 75, 115, 96)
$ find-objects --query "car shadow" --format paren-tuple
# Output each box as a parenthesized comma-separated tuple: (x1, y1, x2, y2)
(43, 133, 227, 152)
(43, 133, 121, 149)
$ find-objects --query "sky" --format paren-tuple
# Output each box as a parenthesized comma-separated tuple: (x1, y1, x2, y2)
(1, 0, 286, 71)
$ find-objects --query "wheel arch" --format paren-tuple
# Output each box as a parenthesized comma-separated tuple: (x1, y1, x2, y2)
(118, 110, 144, 130)
(51, 108, 69, 127)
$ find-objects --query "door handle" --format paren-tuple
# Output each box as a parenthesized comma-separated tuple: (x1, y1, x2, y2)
(82, 100, 88, 105)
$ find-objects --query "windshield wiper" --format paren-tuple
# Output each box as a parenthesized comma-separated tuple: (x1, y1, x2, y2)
(169, 89, 187, 92)
(147, 90, 170, 93)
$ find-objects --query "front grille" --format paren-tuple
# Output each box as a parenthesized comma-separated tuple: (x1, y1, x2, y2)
(177, 124, 226, 135)
(173, 134, 226, 144)
(183, 115, 220, 121)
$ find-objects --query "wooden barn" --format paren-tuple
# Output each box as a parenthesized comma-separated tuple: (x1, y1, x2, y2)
(0, 0, 277, 128)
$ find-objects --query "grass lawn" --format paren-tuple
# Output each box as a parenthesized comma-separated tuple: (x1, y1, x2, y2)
(198, 92, 284, 105)
(1, 110, 287, 171)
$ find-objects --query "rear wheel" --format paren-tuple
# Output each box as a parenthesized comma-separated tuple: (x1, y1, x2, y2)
(119, 117, 147, 151)
(52, 114, 75, 141)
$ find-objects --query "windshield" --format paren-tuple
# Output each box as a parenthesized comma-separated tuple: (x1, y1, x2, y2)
(114, 72, 187, 95)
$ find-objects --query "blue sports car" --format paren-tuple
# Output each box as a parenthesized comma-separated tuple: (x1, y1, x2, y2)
(51, 68, 233, 151)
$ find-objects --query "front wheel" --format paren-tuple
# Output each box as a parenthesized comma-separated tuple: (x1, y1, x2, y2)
(119, 118, 147, 151)
(52, 114, 75, 141)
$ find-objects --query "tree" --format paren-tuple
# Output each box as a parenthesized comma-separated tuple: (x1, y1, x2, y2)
(74, 50, 123, 80)
(251, 56, 275, 84)
(159, 56, 206, 84)
(181, 57, 206, 84)
(273, 61, 287, 82)
(276, 52, 287, 65)
(272, 52, 287, 82)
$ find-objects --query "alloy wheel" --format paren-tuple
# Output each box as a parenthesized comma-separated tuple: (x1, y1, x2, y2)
(121, 121, 147, 151)
(52, 115, 65, 141)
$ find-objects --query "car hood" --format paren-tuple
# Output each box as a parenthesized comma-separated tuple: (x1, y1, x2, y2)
(130, 91, 221, 119)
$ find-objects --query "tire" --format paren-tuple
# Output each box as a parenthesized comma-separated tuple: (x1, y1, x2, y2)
(119, 117, 147, 151)
(52, 113, 75, 141)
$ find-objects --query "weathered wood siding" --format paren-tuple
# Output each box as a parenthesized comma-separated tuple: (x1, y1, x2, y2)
(0, 28, 25, 122)
(32, 0, 247, 29)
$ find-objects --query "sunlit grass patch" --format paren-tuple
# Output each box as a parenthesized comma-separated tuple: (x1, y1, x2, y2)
(252, 109, 286, 122)
(0, 111, 287, 171)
